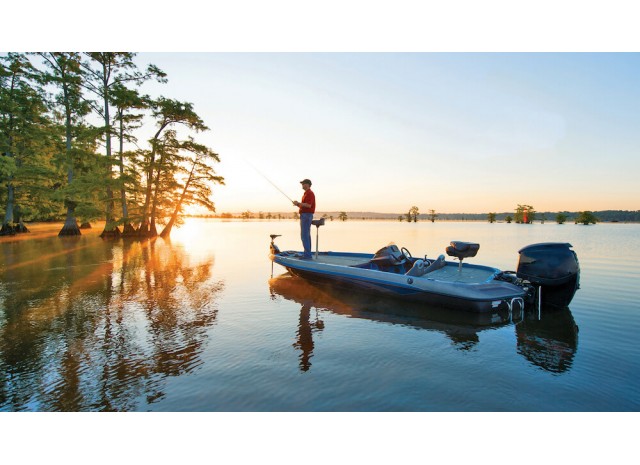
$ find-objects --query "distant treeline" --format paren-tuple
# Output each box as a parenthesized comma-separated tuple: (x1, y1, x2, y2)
(204, 210, 640, 222)
(432, 210, 640, 222)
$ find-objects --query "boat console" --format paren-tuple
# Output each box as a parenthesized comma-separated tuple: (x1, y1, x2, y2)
(371, 244, 406, 266)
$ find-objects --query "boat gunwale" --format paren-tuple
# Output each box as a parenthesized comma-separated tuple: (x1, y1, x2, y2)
(272, 251, 525, 303)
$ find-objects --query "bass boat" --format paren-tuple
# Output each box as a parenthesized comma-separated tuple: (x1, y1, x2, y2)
(269, 221, 580, 313)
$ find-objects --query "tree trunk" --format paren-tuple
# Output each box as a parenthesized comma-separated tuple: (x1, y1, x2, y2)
(122, 223, 137, 236)
(149, 220, 158, 237)
(16, 219, 29, 233)
(99, 226, 121, 239)
(159, 218, 174, 238)
(147, 146, 165, 238)
(117, 113, 135, 236)
(159, 162, 195, 238)
(1, 183, 16, 235)
(14, 205, 29, 233)
(100, 73, 117, 237)
(58, 79, 81, 237)
(139, 126, 166, 237)
(59, 203, 81, 236)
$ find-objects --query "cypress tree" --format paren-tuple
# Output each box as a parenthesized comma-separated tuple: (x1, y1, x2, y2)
(39, 52, 93, 236)
(0, 53, 53, 235)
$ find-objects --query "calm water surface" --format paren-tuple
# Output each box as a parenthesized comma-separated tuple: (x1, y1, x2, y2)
(1, 219, 639, 411)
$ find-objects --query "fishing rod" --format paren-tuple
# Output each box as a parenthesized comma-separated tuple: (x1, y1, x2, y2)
(243, 158, 295, 204)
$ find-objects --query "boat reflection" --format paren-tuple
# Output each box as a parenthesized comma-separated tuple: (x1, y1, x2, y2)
(0, 237, 223, 411)
(269, 273, 578, 374)
(516, 308, 579, 374)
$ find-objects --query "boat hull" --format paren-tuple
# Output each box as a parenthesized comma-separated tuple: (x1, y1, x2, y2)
(272, 251, 528, 313)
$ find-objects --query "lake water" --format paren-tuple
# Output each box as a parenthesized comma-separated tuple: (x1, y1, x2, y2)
(1, 218, 639, 412)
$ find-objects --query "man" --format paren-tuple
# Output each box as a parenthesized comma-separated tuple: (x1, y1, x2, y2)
(293, 178, 315, 259)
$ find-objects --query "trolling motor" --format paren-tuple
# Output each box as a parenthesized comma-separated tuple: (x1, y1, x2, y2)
(270, 234, 281, 255)
(311, 218, 325, 259)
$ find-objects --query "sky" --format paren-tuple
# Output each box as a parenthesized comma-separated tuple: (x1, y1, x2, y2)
(131, 52, 640, 214)
(4, 2, 639, 215)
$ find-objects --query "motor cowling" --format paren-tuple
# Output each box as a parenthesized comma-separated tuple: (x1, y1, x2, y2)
(517, 242, 580, 308)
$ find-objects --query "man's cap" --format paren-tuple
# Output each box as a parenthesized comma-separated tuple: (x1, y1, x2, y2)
(300, 178, 312, 185)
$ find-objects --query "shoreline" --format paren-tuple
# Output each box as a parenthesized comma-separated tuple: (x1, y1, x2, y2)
(2, 217, 637, 245)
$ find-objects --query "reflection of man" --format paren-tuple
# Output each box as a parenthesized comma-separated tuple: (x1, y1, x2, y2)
(293, 304, 314, 372)
(292, 179, 315, 259)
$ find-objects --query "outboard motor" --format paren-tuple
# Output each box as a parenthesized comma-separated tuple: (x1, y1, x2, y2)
(517, 243, 580, 308)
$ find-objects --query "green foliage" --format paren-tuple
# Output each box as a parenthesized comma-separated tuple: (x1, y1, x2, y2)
(0, 156, 16, 178)
(575, 211, 598, 225)
(487, 212, 496, 223)
(405, 206, 419, 222)
(1, 53, 59, 225)
(0, 52, 220, 236)
(515, 204, 535, 224)
(556, 213, 568, 224)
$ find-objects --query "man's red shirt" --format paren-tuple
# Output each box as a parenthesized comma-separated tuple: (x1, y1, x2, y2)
(300, 189, 315, 213)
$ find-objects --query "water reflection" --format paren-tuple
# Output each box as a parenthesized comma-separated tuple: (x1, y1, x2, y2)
(516, 308, 579, 374)
(0, 237, 223, 411)
(269, 273, 578, 374)
(292, 304, 325, 372)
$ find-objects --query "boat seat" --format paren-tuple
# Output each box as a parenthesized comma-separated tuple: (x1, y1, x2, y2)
(311, 218, 325, 227)
(423, 254, 446, 274)
(405, 259, 426, 276)
(446, 241, 480, 260)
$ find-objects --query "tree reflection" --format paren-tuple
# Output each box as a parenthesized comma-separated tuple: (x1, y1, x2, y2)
(0, 236, 223, 411)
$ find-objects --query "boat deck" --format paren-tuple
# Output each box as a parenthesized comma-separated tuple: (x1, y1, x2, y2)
(313, 254, 370, 266)
(423, 264, 496, 283)
(287, 253, 497, 284)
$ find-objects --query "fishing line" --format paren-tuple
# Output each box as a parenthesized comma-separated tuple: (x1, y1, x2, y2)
(243, 158, 295, 204)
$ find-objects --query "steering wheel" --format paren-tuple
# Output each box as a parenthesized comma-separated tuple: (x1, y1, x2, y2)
(400, 247, 412, 261)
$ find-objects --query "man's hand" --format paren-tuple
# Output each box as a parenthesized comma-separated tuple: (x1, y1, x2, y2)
(293, 201, 300, 206)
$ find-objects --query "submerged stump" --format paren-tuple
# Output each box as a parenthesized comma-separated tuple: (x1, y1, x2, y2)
(79, 222, 92, 229)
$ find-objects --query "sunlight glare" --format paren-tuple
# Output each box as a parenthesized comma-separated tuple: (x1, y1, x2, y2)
(170, 217, 202, 243)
